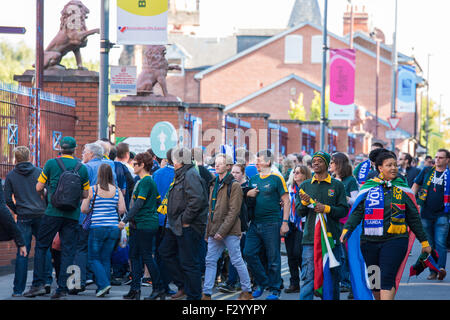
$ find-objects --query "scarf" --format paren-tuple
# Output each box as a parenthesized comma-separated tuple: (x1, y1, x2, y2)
(289, 183, 303, 231)
(210, 172, 231, 221)
(362, 177, 408, 236)
(417, 166, 450, 213)
(356, 160, 372, 185)
(157, 180, 174, 216)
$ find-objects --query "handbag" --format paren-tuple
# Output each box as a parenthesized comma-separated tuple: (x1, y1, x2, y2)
(82, 185, 98, 230)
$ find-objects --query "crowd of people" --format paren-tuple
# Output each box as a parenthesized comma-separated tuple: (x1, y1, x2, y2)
(0, 136, 449, 300)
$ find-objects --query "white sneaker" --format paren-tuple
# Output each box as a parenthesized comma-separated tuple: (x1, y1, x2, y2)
(96, 285, 111, 297)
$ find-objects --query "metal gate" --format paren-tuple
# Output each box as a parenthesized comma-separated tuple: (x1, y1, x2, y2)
(0, 82, 76, 178)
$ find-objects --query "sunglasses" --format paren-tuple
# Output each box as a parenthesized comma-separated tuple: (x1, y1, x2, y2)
(133, 162, 141, 167)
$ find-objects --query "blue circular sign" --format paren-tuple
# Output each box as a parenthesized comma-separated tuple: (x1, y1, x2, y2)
(150, 121, 178, 159)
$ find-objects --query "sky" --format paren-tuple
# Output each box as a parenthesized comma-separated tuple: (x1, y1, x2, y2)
(0, 0, 448, 119)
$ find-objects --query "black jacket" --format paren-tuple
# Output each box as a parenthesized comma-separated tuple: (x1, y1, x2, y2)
(400, 166, 421, 187)
(4, 162, 46, 217)
(0, 179, 25, 247)
(167, 164, 208, 236)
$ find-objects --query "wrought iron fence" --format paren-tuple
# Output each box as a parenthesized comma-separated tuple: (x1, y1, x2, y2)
(0, 82, 76, 178)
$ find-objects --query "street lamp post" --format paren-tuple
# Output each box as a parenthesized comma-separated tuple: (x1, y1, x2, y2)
(98, 0, 110, 140)
(390, 0, 398, 152)
(370, 31, 381, 139)
(320, 0, 328, 151)
(425, 53, 431, 155)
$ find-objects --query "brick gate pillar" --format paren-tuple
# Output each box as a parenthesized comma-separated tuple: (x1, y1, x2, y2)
(15, 69, 99, 159)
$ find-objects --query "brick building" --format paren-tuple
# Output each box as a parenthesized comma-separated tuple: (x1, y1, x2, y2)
(160, 5, 424, 158)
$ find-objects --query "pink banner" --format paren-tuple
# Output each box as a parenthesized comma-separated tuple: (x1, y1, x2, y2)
(329, 49, 356, 120)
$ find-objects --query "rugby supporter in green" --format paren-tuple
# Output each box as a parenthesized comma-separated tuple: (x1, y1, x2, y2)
(37, 154, 90, 221)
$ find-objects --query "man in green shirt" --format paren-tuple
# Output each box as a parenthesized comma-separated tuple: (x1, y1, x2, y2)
(24, 136, 89, 300)
(243, 149, 290, 300)
(297, 151, 348, 300)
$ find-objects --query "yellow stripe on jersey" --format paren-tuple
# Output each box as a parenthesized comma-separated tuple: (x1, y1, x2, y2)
(137, 196, 147, 200)
(271, 173, 288, 193)
(38, 173, 47, 184)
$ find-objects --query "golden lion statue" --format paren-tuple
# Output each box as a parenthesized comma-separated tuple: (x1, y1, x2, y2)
(137, 45, 181, 97)
(41, 0, 99, 70)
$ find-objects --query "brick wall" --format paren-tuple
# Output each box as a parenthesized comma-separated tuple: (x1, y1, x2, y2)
(333, 127, 350, 154)
(15, 69, 99, 159)
(113, 100, 187, 139)
(187, 104, 224, 148)
(227, 78, 317, 121)
(275, 120, 302, 155)
(227, 113, 270, 155)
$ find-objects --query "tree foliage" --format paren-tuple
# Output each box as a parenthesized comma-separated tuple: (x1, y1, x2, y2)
(420, 95, 449, 155)
(288, 92, 306, 121)
(60, 55, 100, 72)
(0, 40, 34, 83)
(289, 87, 329, 122)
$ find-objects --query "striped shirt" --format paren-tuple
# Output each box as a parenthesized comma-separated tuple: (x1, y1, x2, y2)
(90, 186, 119, 228)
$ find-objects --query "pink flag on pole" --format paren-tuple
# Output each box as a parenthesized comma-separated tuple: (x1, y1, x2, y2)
(329, 49, 356, 120)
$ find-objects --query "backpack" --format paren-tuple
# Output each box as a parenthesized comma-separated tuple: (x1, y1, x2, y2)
(51, 158, 83, 211)
(226, 181, 249, 232)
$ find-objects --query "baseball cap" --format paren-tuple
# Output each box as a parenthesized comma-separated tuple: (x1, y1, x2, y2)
(60, 136, 77, 149)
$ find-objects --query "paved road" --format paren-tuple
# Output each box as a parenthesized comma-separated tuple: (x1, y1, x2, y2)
(0, 241, 448, 300)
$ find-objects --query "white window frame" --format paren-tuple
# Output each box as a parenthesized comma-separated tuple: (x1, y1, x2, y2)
(284, 35, 303, 64)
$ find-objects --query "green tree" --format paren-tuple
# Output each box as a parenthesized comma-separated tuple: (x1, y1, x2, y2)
(0, 40, 34, 83)
(420, 95, 448, 155)
(310, 87, 329, 121)
(60, 56, 100, 71)
(288, 92, 307, 120)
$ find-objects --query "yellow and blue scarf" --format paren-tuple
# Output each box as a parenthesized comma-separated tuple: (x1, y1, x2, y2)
(417, 166, 450, 213)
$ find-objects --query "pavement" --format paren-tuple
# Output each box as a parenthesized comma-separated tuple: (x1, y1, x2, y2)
(0, 241, 448, 300)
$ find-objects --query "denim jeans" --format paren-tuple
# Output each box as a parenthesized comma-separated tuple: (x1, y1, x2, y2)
(422, 215, 450, 271)
(32, 215, 79, 293)
(299, 244, 342, 300)
(243, 221, 282, 292)
(73, 225, 93, 287)
(159, 226, 203, 300)
(129, 228, 163, 292)
(227, 233, 246, 286)
(14, 216, 53, 295)
(88, 226, 120, 290)
(203, 235, 251, 295)
(284, 222, 303, 288)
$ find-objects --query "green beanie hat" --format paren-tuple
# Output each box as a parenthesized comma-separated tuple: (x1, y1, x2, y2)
(312, 151, 331, 167)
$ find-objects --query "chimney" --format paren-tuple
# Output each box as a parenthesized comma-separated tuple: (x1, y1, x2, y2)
(343, 5, 369, 36)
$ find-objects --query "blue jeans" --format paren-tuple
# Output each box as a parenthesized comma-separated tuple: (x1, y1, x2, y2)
(129, 228, 163, 292)
(422, 215, 450, 271)
(243, 221, 282, 292)
(159, 226, 203, 300)
(14, 217, 53, 295)
(203, 235, 251, 295)
(227, 233, 246, 286)
(32, 215, 79, 293)
(299, 244, 342, 300)
(88, 227, 120, 290)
